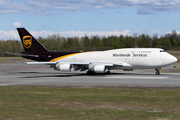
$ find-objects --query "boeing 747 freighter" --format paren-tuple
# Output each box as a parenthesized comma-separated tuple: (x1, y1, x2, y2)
(13, 28, 177, 75)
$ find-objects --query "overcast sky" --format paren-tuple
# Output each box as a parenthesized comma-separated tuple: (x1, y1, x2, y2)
(0, 0, 180, 40)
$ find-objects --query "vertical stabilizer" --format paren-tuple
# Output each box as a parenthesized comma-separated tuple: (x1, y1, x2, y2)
(17, 28, 49, 53)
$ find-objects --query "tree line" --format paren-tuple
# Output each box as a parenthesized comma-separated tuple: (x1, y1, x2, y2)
(1, 30, 180, 57)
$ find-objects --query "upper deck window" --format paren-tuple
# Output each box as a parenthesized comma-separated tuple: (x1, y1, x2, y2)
(160, 50, 166, 52)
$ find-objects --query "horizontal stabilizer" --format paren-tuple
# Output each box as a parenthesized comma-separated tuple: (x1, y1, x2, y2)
(5, 52, 38, 57)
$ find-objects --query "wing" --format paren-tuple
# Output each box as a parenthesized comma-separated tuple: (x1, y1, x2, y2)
(27, 61, 132, 73)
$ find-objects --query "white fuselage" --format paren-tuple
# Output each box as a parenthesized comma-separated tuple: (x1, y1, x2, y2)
(54, 48, 177, 70)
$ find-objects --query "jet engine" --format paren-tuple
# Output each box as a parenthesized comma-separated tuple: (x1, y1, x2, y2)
(93, 65, 107, 73)
(59, 64, 72, 72)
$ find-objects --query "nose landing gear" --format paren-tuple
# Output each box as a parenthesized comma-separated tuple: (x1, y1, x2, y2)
(155, 68, 161, 75)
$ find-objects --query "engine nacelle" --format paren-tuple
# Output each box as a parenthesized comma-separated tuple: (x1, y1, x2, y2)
(93, 65, 106, 73)
(59, 64, 72, 72)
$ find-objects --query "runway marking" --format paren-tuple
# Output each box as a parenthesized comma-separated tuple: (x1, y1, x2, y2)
(104, 76, 169, 79)
(0, 83, 20, 86)
(0, 84, 13, 86)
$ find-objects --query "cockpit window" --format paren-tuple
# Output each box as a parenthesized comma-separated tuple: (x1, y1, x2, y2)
(160, 50, 166, 52)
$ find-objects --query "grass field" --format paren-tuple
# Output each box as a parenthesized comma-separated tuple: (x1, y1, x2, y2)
(0, 87, 180, 119)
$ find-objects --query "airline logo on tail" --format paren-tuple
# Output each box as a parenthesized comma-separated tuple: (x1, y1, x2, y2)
(23, 36, 32, 49)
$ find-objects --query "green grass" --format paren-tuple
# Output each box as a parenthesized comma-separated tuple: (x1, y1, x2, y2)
(1, 86, 180, 119)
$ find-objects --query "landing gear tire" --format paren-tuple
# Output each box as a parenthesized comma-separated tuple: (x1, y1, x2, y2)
(86, 71, 95, 75)
(106, 71, 110, 74)
(155, 69, 160, 75)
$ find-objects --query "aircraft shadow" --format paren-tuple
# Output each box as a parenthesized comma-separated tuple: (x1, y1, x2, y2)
(16, 71, 164, 78)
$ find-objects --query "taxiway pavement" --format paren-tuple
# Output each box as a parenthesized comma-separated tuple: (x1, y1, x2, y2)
(0, 63, 180, 87)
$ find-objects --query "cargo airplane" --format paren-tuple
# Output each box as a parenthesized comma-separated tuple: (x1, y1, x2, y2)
(13, 28, 177, 75)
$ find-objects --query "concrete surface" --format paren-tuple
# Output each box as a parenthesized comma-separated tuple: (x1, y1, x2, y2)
(0, 63, 179, 87)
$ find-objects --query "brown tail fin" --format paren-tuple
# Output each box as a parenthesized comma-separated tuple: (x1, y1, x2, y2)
(17, 28, 49, 53)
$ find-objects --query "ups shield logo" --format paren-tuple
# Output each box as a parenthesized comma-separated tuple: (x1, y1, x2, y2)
(23, 36, 32, 49)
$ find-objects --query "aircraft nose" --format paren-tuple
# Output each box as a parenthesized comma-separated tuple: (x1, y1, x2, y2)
(167, 55, 177, 64)
(162, 54, 177, 65)
(172, 56, 178, 63)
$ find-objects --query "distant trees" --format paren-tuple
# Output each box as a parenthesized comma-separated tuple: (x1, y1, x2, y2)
(1, 30, 180, 57)
(0, 40, 23, 57)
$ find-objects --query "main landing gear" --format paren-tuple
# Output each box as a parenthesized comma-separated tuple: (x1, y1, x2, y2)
(86, 70, 111, 75)
(155, 68, 161, 75)
(106, 70, 110, 74)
